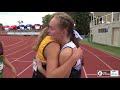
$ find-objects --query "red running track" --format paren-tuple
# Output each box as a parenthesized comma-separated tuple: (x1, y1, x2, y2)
(80, 44, 120, 78)
(0, 36, 36, 78)
(0, 36, 120, 78)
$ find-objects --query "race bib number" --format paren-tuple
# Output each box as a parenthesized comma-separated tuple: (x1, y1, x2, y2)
(0, 62, 3, 71)
(33, 58, 37, 71)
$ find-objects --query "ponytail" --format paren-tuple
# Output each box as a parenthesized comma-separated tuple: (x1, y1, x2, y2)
(32, 27, 48, 51)
(70, 31, 80, 48)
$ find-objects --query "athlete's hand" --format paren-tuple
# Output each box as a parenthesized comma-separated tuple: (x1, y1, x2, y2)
(72, 47, 83, 61)
(11, 66, 17, 78)
(36, 54, 42, 69)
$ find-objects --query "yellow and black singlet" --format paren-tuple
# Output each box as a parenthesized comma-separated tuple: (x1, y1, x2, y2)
(37, 36, 56, 64)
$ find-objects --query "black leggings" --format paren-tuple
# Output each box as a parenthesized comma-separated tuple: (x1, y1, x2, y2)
(32, 64, 46, 78)
(69, 68, 81, 78)
(32, 65, 81, 78)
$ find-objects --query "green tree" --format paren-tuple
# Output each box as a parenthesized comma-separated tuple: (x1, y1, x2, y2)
(0, 23, 3, 27)
(41, 12, 91, 35)
(17, 20, 23, 25)
(66, 12, 91, 35)
(0, 23, 3, 30)
(42, 14, 52, 26)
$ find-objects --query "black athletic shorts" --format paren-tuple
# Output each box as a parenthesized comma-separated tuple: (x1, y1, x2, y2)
(69, 68, 81, 78)
(32, 64, 81, 78)
(32, 64, 46, 78)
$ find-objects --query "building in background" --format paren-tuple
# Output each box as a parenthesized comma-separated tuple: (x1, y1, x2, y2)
(90, 12, 120, 47)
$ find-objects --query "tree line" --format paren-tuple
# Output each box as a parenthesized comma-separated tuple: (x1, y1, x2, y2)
(42, 12, 91, 35)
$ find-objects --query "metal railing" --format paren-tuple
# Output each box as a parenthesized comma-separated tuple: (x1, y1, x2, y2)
(90, 12, 120, 27)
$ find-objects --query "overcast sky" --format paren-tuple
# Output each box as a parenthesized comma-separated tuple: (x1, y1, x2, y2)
(0, 12, 55, 26)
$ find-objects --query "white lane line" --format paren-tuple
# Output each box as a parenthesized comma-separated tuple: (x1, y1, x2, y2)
(4, 40, 23, 47)
(82, 66, 88, 78)
(82, 45, 120, 61)
(16, 63, 33, 77)
(99, 49, 120, 61)
(17, 60, 32, 63)
(5, 41, 28, 51)
(10, 50, 34, 63)
(5, 42, 35, 56)
(4, 36, 31, 48)
(81, 47, 113, 70)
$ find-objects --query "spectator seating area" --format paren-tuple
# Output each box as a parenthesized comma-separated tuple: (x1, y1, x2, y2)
(0, 24, 44, 32)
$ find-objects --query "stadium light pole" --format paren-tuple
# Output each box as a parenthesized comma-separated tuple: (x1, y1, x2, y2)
(111, 12, 113, 23)
(90, 12, 94, 26)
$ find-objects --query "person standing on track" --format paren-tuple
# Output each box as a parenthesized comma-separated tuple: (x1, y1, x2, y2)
(0, 41, 17, 78)
(32, 12, 83, 78)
